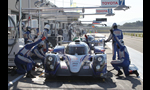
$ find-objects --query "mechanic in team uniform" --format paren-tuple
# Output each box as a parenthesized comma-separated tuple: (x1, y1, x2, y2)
(110, 29, 139, 77)
(58, 28, 63, 36)
(12, 36, 46, 78)
(105, 23, 123, 60)
(31, 41, 45, 66)
(85, 34, 92, 54)
(68, 27, 72, 41)
(34, 28, 39, 40)
(23, 26, 33, 44)
(42, 24, 50, 53)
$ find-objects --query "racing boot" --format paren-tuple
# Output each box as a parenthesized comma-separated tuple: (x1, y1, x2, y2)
(26, 71, 36, 78)
(129, 70, 139, 77)
(116, 70, 123, 76)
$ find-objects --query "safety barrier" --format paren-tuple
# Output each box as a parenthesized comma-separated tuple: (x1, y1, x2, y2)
(123, 33, 143, 37)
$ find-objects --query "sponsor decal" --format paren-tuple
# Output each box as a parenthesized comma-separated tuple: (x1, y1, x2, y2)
(61, 66, 68, 69)
(101, 0, 125, 6)
(114, 31, 121, 35)
(102, 1, 118, 5)
(83, 66, 89, 69)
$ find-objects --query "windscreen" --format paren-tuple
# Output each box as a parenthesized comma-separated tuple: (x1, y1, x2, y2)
(66, 46, 88, 55)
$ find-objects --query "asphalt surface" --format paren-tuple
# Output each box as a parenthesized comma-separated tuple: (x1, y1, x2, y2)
(8, 33, 143, 90)
(101, 33, 143, 53)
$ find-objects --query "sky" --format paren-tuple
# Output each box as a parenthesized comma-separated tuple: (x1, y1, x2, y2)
(49, 0, 143, 26)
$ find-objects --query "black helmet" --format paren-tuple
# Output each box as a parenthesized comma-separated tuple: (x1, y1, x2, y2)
(112, 23, 117, 29)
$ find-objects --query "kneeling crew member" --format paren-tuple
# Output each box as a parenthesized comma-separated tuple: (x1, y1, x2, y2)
(13, 36, 46, 78)
(110, 29, 139, 77)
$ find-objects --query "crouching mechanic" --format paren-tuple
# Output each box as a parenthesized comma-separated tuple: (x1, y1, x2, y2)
(31, 41, 45, 67)
(12, 36, 46, 78)
(110, 29, 139, 77)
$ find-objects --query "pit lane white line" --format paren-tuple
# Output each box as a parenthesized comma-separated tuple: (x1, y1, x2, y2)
(106, 42, 143, 80)
(8, 74, 24, 87)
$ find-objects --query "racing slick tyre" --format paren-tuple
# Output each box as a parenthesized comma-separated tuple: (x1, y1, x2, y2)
(44, 73, 56, 79)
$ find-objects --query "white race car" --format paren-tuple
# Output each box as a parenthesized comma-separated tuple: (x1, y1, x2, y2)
(81, 35, 105, 54)
(44, 39, 107, 78)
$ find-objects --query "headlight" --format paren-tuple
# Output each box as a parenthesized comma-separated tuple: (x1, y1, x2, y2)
(50, 65, 54, 69)
(97, 57, 102, 62)
(96, 65, 100, 70)
(48, 56, 53, 61)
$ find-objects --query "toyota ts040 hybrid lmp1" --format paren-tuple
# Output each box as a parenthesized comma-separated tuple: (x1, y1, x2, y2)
(44, 39, 107, 78)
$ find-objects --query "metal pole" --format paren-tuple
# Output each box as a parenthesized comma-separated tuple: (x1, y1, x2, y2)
(28, 0, 32, 27)
(19, 0, 22, 38)
(38, 10, 41, 35)
(22, 6, 129, 11)
(55, 17, 56, 35)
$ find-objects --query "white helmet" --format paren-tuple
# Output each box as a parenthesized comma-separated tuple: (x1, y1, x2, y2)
(44, 24, 50, 30)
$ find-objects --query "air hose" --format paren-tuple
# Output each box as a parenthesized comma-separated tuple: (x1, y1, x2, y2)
(8, 15, 18, 56)
(8, 15, 18, 46)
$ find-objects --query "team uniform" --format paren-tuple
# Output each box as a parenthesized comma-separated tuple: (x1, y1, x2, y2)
(31, 41, 45, 65)
(110, 31, 130, 76)
(24, 30, 33, 44)
(14, 37, 46, 76)
(110, 30, 139, 77)
(105, 23, 123, 60)
(42, 24, 50, 53)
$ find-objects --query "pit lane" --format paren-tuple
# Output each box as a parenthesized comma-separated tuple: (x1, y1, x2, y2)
(8, 33, 143, 90)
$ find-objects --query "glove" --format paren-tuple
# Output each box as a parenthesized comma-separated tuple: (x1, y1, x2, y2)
(42, 36, 46, 41)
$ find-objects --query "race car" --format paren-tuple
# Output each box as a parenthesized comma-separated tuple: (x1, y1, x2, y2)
(44, 39, 107, 78)
(82, 35, 105, 54)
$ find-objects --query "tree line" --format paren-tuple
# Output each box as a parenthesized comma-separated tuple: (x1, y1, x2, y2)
(118, 21, 143, 27)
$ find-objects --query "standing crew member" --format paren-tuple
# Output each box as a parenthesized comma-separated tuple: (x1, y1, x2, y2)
(34, 28, 39, 39)
(68, 27, 72, 41)
(105, 23, 123, 60)
(42, 24, 50, 53)
(12, 36, 46, 78)
(58, 27, 63, 36)
(110, 29, 139, 77)
(24, 26, 33, 44)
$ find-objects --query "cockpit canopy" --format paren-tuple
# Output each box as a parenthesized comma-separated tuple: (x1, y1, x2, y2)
(66, 41, 89, 55)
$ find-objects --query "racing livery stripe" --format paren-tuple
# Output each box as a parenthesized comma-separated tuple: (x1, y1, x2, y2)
(82, 55, 87, 61)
